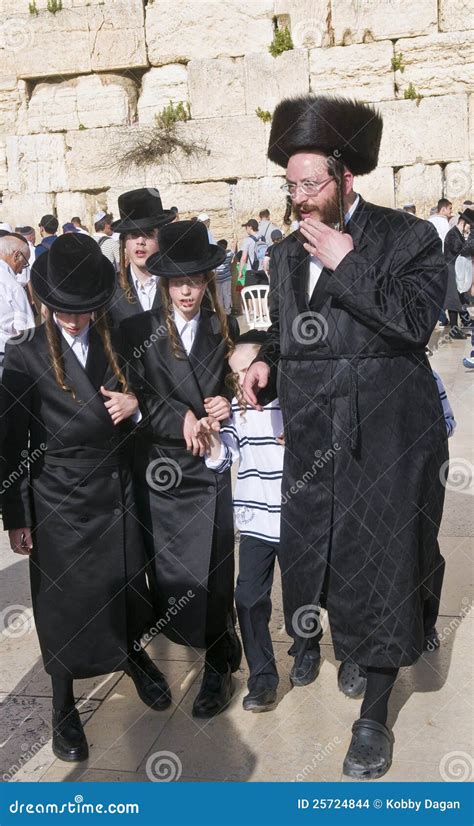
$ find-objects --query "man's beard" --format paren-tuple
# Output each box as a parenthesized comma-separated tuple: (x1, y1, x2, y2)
(294, 193, 340, 227)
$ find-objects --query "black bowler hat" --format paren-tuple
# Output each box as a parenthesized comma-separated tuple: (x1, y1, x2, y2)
(111, 188, 176, 233)
(146, 220, 226, 278)
(31, 234, 116, 313)
(459, 207, 474, 225)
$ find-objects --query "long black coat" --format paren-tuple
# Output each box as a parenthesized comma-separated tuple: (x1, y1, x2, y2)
(120, 307, 239, 649)
(1, 324, 153, 678)
(444, 225, 466, 311)
(258, 199, 449, 668)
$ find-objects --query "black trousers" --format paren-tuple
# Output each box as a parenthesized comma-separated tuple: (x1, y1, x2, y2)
(204, 531, 234, 674)
(235, 535, 280, 690)
(423, 543, 445, 634)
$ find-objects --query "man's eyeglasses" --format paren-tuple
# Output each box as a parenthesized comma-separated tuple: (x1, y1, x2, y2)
(14, 249, 30, 269)
(280, 177, 334, 198)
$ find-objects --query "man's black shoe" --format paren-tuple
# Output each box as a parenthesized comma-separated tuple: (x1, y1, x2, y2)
(126, 647, 172, 710)
(192, 666, 233, 718)
(290, 653, 321, 687)
(52, 707, 88, 763)
(243, 687, 277, 712)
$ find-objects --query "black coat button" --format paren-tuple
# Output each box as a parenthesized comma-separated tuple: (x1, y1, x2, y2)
(111, 471, 119, 480)
(113, 508, 121, 516)
(207, 485, 214, 493)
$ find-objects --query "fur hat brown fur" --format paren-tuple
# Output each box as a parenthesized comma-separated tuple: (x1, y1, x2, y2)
(268, 95, 383, 175)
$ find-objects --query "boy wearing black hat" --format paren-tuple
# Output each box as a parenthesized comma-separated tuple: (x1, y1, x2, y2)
(244, 94, 448, 778)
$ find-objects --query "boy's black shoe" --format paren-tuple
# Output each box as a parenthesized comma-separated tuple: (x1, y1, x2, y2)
(290, 652, 321, 686)
(126, 647, 172, 710)
(192, 666, 233, 718)
(52, 707, 88, 762)
(243, 687, 277, 712)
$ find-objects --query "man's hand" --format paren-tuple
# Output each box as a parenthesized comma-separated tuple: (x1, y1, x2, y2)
(204, 396, 231, 421)
(242, 361, 270, 411)
(299, 217, 354, 271)
(101, 386, 139, 425)
(184, 410, 211, 456)
(9, 528, 33, 555)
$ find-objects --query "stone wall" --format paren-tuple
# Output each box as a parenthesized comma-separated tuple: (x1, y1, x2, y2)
(0, 0, 472, 240)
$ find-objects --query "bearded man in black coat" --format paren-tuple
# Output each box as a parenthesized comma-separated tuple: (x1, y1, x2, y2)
(243, 95, 448, 779)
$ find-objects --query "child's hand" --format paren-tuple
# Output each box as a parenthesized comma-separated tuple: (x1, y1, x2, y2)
(276, 432, 285, 446)
(9, 528, 33, 555)
(193, 416, 221, 439)
(184, 410, 212, 456)
(101, 386, 139, 425)
(204, 396, 231, 421)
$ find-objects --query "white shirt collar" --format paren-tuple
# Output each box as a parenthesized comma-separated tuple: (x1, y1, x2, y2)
(0, 259, 18, 283)
(54, 315, 90, 349)
(130, 264, 157, 291)
(173, 308, 201, 335)
(345, 194, 360, 224)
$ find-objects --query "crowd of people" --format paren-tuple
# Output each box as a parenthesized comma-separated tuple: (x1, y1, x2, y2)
(0, 92, 472, 781)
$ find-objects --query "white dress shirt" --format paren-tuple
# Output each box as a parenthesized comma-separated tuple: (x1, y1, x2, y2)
(428, 214, 450, 248)
(173, 309, 200, 355)
(55, 316, 90, 366)
(0, 260, 35, 357)
(131, 265, 158, 311)
(307, 194, 360, 299)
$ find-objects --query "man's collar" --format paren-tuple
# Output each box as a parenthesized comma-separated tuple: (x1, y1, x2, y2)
(53, 314, 90, 344)
(345, 194, 360, 224)
(173, 308, 201, 333)
(130, 263, 156, 288)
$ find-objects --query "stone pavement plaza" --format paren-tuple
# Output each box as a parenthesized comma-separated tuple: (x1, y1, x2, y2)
(1, 326, 472, 784)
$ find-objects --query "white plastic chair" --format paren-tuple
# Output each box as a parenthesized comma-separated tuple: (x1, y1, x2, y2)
(241, 285, 270, 329)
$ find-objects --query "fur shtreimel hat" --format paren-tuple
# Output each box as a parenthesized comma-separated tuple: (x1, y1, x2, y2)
(268, 95, 383, 176)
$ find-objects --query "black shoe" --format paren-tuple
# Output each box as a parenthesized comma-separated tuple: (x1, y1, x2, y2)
(338, 661, 367, 698)
(343, 718, 394, 779)
(192, 666, 233, 718)
(290, 653, 321, 687)
(126, 647, 172, 710)
(228, 628, 243, 673)
(449, 328, 468, 340)
(243, 687, 277, 712)
(423, 628, 440, 651)
(52, 707, 88, 763)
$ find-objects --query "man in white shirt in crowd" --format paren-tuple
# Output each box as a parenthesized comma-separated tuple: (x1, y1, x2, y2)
(428, 198, 453, 248)
(239, 219, 259, 274)
(197, 213, 216, 245)
(92, 211, 120, 273)
(0, 233, 35, 377)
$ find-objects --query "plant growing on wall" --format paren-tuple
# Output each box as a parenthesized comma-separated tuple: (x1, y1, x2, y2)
(47, 0, 63, 12)
(403, 82, 423, 105)
(28, 1, 39, 14)
(113, 100, 207, 172)
(269, 20, 293, 57)
(391, 52, 405, 72)
(255, 108, 272, 123)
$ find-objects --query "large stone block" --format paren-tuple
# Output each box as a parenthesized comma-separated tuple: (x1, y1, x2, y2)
(310, 41, 394, 102)
(0, 140, 7, 191)
(0, 77, 24, 134)
(244, 50, 309, 114)
(1, 1, 146, 79)
(146, 0, 274, 64)
(394, 32, 474, 97)
(274, 0, 330, 49)
(469, 94, 474, 159)
(6, 134, 68, 193)
(439, 0, 473, 32)
(65, 127, 153, 190)
(331, 0, 437, 44)
(26, 75, 138, 135)
(378, 96, 468, 166)
(138, 66, 189, 126)
(445, 161, 473, 206)
(395, 163, 443, 215)
(171, 116, 268, 182)
(188, 58, 245, 119)
(354, 167, 395, 209)
(55, 191, 109, 233)
(233, 177, 288, 235)
(0, 192, 55, 230)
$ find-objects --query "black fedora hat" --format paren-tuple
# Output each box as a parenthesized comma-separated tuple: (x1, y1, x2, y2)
(31, 234, 116, 313)
(459, 207, 474, 225)
(111, 188, 176, 233)
(146, 220, 226, 278)
(268, 95, 383, 176)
